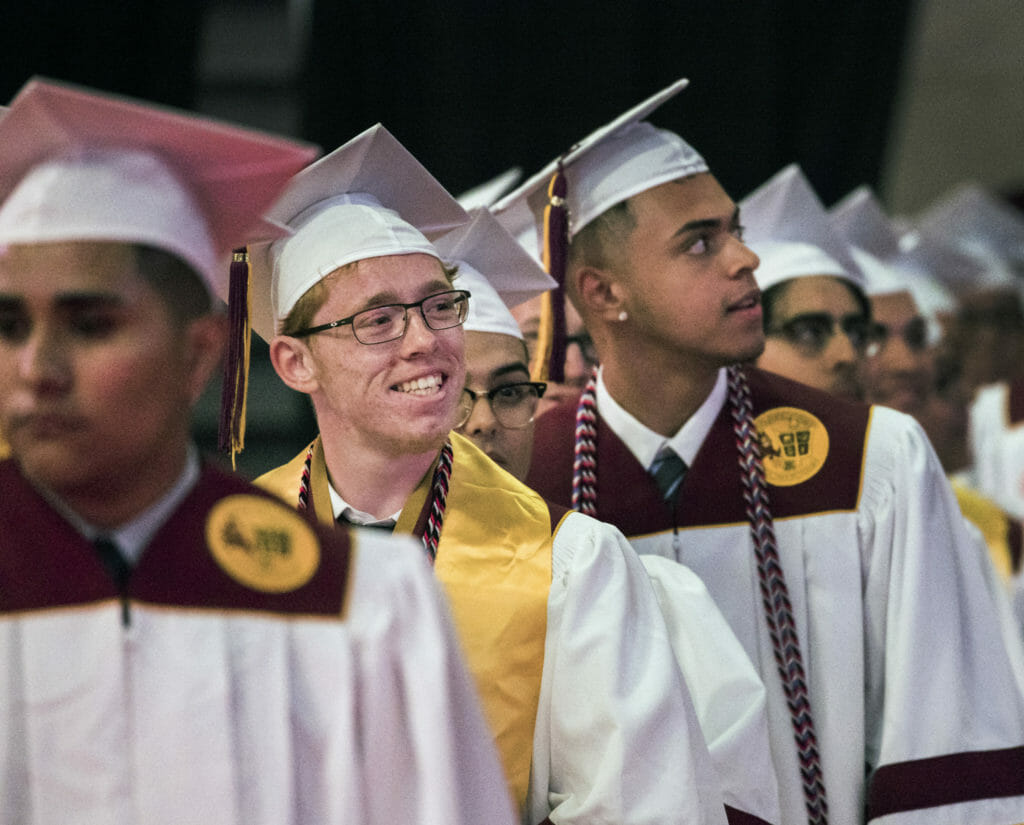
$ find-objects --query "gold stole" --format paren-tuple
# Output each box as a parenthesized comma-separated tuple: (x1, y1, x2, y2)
(257, 433, 552, 811)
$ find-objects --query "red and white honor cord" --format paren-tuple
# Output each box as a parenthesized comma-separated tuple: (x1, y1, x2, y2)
(571, 365, 829, 824)
(297, 439, 453, 565)
(727, 365, 828, 825)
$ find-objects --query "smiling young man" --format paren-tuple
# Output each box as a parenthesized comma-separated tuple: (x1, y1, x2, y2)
(0, 79, 515, 825)
(247, 125, 735, 825)
(498, 78, 1024, 825)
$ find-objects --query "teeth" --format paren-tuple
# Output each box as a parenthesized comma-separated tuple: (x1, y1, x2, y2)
(395, 374, 443, 395)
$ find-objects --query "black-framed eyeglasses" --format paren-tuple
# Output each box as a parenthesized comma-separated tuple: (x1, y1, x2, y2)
(766, 312, 877, 356)
(290, 290, 471, 345)
(455, 381, 548, 430)
(868, 315, 930, 354)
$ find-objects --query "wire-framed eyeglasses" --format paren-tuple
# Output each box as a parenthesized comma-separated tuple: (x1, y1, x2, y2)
(455, 381, 548, 430)
(290, 290, 471, 345)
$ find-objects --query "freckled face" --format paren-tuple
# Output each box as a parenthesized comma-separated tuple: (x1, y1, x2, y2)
(303, 253, 466, 458)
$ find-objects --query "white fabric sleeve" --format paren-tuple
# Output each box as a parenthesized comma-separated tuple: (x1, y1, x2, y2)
(347, 532, 518, 825)
(858, 407, 1024, 823)
(528, 511, 729, 825)
(641, 554, 781, 825)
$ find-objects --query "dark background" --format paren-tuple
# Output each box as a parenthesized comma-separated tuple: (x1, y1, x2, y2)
(0, 1, 915, 206)
(0, 0, 920, 476)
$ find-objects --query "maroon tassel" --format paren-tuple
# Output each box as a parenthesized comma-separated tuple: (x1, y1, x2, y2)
(218, 247, 251, 463)
(542, 165, 569, 383)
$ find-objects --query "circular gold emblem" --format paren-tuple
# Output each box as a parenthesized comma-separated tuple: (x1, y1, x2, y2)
(206, 495, 320, 592)
(753, 407, 829, 487)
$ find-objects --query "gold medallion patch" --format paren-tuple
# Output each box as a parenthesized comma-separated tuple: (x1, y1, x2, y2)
(206, 495, 320, 592)
(753, 407, 829, 487)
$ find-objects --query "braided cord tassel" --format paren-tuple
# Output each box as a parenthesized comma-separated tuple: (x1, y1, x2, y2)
(297, 444, 314, 511)
(422, 440, 454, 563)
(571, 368, 600, 516)
(727, 365, 828, 825)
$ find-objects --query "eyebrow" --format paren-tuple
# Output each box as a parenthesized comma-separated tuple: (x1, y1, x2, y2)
(355, 280, 454, 312)
(0, 292, 125, 311)
(491, 362, 531, 382)
(671, 206, 743, 240)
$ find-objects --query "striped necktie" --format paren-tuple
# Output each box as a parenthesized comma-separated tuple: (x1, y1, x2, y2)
(649, 449, 687, 501)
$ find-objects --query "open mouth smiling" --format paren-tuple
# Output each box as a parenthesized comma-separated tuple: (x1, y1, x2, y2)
(392, 372, 445, 396)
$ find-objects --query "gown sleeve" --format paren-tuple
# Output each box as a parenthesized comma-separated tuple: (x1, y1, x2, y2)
(528, 511, 730, 825)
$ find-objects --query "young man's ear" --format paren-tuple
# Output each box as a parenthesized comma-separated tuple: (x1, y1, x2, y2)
(269, 334, 321, 394)
(571, 263, 629, 325)
(184, 313, 229, 405)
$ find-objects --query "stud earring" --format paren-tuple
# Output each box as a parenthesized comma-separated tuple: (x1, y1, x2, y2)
(618, 310, 628, 322)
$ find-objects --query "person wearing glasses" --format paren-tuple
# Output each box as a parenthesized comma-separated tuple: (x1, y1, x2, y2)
(737, 165, 876, 400)
(0, 80, 517, 825)
(441, 209, 551, 481)
(244, 130, 736, 825)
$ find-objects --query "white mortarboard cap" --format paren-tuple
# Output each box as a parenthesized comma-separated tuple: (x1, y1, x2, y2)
(245, 123, 469, 339)
(896, 228, 988, 300)
(827, 186, 959, 318)
(750, 241, 848, 291)
(439, 208, 555, 305)
(491, 79, 704, 382)
(829, 185, 903, 260)
(739, 164, 865, 292)
(492, 77, 707, 241)
(457, 168, 523, 211)
(916, 182, 1024, 269)
(0, 78, 318, 296)
(850, 247, 906, 297)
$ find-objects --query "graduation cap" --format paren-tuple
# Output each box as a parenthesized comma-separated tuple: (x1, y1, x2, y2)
(915, 182, 1024, 270)
(492, 77, 706, 381)
(214, 123, 469, 460)
(456, 167, 523, 212)
(739, 164, 865, 293)
(827, 186, 957, 322)
(829, 185, 904, 260)
(0, 77, 318, 297)
(436, 208, 556, 340)
(241, 123, 470, 342)
(0, 78, 319, 466)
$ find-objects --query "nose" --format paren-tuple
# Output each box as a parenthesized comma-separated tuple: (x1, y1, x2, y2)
(827, 327, 860, 366)
(730, 236, 760, 278)
(458, 392, 499, 436)
(18, 326, 71, 396)
(398, 308, 441, 356)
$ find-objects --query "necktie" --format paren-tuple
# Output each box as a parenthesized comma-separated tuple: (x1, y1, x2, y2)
(649, 449, 687, 501)
(93, 535, 131, 591)
(338, 514, 396, 532)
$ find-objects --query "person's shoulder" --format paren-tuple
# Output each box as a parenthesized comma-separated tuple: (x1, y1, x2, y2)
(450, 432, 568, 534)
(253, 441, 316, 500)
(745, 366, 869, 419)
(188, 459, 360, 615)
